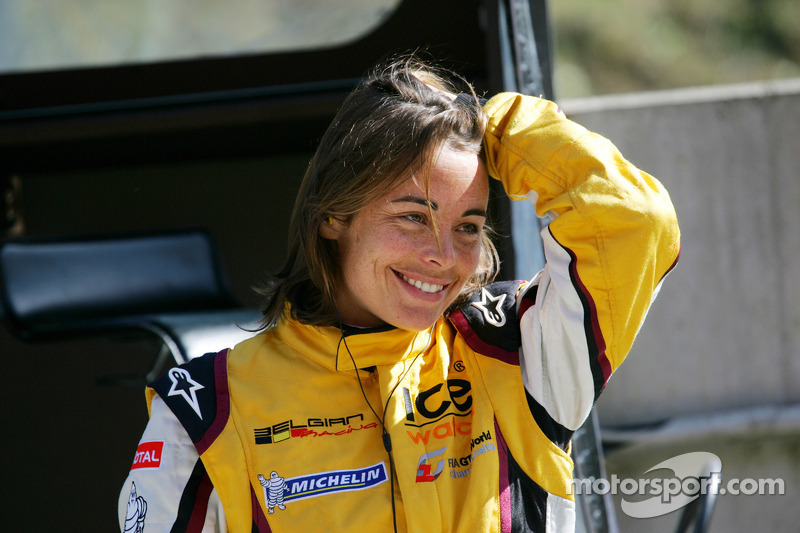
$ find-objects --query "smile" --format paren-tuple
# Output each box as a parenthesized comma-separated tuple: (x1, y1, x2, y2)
(397, 272, 445, 294)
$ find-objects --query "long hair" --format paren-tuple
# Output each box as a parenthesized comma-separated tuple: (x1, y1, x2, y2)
(258, 56, 498, 327)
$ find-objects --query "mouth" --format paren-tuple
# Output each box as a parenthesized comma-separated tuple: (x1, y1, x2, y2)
(396, 271, 446, 294)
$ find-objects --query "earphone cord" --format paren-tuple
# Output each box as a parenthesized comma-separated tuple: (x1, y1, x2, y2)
(332, 301, 425, 533)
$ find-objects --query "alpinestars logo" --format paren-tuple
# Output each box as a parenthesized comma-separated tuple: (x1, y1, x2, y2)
(416, 446, 447, 482)
(471, 287, 507, 327)
(166, 368, 204, 419)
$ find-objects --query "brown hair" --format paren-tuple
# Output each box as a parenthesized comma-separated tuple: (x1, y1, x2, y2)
(258, 56, 498, 327)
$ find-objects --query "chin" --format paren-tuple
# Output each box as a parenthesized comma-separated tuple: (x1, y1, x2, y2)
(389, 311, 442, 332)
(395, 323, 437, 333)
(391, 296, 463, 331)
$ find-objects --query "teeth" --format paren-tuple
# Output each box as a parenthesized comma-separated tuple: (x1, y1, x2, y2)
(399, 273, 444, 293)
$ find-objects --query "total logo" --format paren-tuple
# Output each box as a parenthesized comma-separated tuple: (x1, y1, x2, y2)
(130, 441, 164, 470)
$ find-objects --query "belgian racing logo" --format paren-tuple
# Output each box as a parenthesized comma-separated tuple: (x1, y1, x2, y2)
(254, 413, 374, 445)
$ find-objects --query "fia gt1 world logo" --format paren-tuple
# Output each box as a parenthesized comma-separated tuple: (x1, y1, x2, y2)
(416, 446, 447, 482)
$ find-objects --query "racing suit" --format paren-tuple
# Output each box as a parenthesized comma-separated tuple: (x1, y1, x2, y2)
(118, 93, 680, 532)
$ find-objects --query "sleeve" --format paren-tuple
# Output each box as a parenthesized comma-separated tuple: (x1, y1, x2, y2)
(482, 93, 680, 432)
(118, 394, 227, 532)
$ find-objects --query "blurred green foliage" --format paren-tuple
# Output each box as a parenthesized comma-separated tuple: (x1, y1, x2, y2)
(551, 0, 800, 97)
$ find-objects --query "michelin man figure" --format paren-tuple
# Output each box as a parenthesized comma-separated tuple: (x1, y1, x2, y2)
(258, 472, 288, 513)
(123, 481, 147, 533)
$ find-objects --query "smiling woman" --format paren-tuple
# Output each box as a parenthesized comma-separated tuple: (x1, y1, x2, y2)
(118, 55, 680, 532)
(320, 147, 489, 330)
(259, 57, 496, 328)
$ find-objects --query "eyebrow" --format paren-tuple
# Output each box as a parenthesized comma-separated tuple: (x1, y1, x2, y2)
(463, 208, 489, 218)
(391, 195, 487, 218)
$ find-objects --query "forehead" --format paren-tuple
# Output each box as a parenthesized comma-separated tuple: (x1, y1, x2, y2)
(388, 148, 488, 206)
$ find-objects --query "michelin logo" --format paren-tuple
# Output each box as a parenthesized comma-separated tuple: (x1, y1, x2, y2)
(123, 481, 147, 533)
(261, 462, 388, 509)
(258, 472, 288, 514)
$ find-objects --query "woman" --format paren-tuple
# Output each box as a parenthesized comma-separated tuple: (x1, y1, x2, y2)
(119, 57, 680, 532)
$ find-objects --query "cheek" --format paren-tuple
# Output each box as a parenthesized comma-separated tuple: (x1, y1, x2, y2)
(367, 227, 423, 259)
(458, 240, 483, 274)
(339, 230, 403, 279)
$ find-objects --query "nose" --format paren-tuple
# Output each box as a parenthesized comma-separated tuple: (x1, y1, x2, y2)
(423, 231, 456, 269)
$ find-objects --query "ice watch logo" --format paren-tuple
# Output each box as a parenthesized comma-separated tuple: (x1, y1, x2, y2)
(403, 379, 472, 425)
(416, 446, 447, 482)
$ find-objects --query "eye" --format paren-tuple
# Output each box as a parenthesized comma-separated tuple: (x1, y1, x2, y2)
(403, 212, 427, 224)
(458, 222, 482, 235)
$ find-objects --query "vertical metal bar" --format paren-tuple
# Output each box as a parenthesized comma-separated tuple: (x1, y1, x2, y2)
(487, 2, 618, 532)
(508, 0, 545, 97)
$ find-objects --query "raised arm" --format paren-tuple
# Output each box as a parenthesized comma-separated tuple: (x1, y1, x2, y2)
(483, 92, 680, 431)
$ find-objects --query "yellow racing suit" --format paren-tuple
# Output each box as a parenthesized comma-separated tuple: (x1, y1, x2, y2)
(118, 93, 680, 532)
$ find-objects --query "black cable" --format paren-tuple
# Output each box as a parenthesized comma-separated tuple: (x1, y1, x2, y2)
(332, 300, 428, 533)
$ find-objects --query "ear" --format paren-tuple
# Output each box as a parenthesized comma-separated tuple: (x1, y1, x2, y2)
(319, 217, 339, 240)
